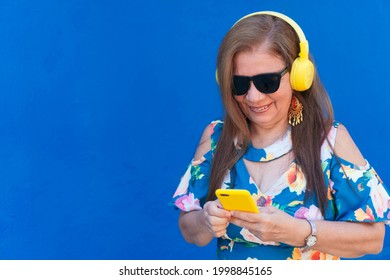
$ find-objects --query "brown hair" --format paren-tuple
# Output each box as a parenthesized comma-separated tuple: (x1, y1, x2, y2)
(207, 14, 334, 215)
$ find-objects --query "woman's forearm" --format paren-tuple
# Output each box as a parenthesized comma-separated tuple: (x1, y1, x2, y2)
(230, 207, 385, 258)
(309, 220, 385, 258)
(178, 210, 214, 247)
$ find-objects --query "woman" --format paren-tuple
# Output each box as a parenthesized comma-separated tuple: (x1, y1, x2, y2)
(171, 11, 390, 260)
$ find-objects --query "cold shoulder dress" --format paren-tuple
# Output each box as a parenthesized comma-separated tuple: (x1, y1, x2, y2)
(171, 120, 390, 260)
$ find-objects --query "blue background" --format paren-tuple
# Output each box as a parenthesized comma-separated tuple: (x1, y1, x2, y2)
(0, 0, 389, 259)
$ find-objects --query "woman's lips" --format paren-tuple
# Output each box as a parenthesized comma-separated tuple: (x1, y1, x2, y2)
(249, 103, 272, 113)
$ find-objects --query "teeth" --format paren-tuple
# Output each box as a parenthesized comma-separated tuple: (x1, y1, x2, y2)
(250, 104, 270, 112)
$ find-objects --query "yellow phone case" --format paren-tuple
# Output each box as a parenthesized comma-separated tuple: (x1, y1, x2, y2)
(215, 189, 259, 213)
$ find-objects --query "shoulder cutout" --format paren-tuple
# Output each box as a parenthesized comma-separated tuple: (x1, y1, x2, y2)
(334, 123, 366, 166)
(193, 124, 213, 162)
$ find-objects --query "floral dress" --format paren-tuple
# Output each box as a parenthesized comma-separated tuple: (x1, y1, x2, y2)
(171, 120, 390, 260)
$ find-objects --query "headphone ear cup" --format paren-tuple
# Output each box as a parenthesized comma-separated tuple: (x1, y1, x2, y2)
(290, 57, 314, 91)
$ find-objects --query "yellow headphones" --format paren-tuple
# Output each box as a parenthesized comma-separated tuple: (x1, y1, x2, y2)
(218, 11, 314, 92)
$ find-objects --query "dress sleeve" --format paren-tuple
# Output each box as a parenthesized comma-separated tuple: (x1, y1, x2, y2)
(329, 156, 390, 225)
(170, 120, 224, 211)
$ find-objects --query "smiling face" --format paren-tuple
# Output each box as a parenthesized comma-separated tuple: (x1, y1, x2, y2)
(233, 45, 293, 132)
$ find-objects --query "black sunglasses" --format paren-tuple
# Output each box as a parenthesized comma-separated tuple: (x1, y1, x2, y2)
(232, 67, 288, 95)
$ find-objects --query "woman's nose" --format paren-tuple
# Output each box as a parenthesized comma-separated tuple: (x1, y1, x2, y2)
(245, 81, 266, 102)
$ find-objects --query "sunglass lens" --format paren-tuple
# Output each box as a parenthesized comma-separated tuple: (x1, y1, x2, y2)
(253, 74, 281, 94)
(232, 76, 250, 95)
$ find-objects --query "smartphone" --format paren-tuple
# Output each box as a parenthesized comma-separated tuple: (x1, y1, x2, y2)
(215, 189, 259, 213)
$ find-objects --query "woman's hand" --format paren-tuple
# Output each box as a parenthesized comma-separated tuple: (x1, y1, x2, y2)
(201, 200, 232, 238)
(230, 205, 309, 246)
(179, 200, 232, 246)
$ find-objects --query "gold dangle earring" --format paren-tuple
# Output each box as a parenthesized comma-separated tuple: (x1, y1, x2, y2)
(288, 96, 303, 126)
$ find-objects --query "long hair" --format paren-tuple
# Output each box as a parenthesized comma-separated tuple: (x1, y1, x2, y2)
(207, 14, 334, 215)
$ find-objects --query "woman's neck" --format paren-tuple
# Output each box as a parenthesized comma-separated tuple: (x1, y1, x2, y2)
(249, 120, 290, 148)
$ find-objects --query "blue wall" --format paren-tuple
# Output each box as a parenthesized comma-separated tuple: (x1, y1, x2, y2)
(0, 0, 389, 259)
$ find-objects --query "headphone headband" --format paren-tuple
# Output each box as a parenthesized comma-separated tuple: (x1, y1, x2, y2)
(233, 11, 309, 59)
